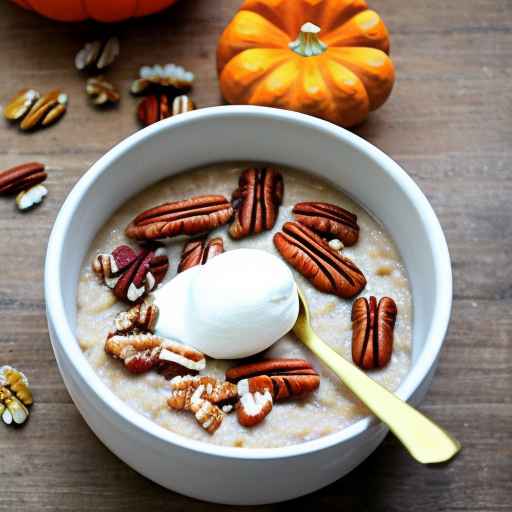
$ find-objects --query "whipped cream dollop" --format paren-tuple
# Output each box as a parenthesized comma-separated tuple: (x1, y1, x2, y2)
(153, 249, 299, 359)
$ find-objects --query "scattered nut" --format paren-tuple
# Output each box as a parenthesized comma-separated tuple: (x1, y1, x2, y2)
(75, 37, 120, 72)
(86, 76, 120, 106)
(171, 95, 196, 115)
(114, 302, 159, 333)
(0, 366, 33, 426)
(137, 94, 169, 126)
(131, 63, 194, 95)
(178, 236, 224, 273)
(0, 162, 46, 195)
(3, 89, 39, 121)
(236, 389, 273, 427)
(328, 238, 344, 252)
(15, 184, 48, 211)
(18, 90, 68, 131)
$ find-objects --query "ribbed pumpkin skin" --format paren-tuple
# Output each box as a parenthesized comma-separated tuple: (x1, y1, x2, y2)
(11, 0, 178, 22)
(217, 0, 395, 128)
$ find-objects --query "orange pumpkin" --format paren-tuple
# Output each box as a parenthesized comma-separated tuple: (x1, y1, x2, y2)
(10, 0, 178, 22)
(217, 0, 394, 127)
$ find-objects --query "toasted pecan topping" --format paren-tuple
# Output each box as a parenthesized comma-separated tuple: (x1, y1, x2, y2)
(236, 390, 273, 428)
(178, 236, 224, 273)
(293, 201, 359, 246)
(92, 245, 169, 303)
(229, 167, 283, 239)
(352, 296, 397, 369)
(274, 222, 366, 298)
(0, 366, 33, 426)
(125, 195, 233, 241)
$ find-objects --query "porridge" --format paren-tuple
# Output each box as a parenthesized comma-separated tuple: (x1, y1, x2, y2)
(76, 163, 412, 448)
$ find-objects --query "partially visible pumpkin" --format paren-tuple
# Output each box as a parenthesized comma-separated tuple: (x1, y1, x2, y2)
(217, 0, 394, 127)
(10, 0, 179, 22)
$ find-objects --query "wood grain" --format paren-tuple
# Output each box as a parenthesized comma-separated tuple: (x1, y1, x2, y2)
(0, 0, 510, 510)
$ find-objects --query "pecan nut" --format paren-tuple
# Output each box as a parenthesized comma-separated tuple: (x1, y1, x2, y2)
(236, 390, 273, 428)
(0, 366, 33, 426)
(75, 37, 120, 72)
(229, 167, 284, 239)
(227, 358, 320, 401)
(172, 95, 196, 116)
(3, 89, 40, 121)
(15, 184, 48, 211)
(86, 76, 120, 106)
(105, 332, 206, 375)
(0, 162, 47, 195)
(137, 94, 170, 126)
(19, 90, 68, 131)
(274, 222, 366, 298)
(178, 236, 224, 273)
(114, 302, 159, 333)
(293, 201, 359, 247)
(351, 296, 397, 369)
(131, 63, 194, 95)
(92, 245, 169, 303)
(167, 375, 232, 434)
(125, 195, 233, 241)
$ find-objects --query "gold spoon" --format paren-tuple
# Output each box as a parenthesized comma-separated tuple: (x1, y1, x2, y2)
(293, 287, 461, 463)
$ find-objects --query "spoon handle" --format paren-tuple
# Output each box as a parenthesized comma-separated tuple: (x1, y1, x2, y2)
(298, 329, 461, 463)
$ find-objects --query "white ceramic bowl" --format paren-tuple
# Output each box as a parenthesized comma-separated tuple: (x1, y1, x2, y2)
(45, 106, 452, 505)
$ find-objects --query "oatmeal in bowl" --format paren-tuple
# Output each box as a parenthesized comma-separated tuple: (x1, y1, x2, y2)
(77, 163, 412, 448)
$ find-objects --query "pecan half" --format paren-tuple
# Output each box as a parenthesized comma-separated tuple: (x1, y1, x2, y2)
(172, 95, 196, 116)
(178, 236, 224, 273)
(105, 333, 206, 375)
(167, 375, 234, 434)
(3, 89, 40, 121)
(0, 366, 32, 426)
(236, 390, 273, 428)
(16, 184, 48, 211)
(18, 90, 68, 131)
(274, 222, 366, 298)
(227, 358, 320, 401)
(229, 167, 284, 239)
(114, 302, 159, 333)
(351, 296, 397, 369)
(86, 76, 120, 106)
(137, 94, 170, 126)
(92, 245, 169, 303)
(131, 63, 194, 95)
(0, 162, 47, 195)
(125, 195, 233, 241)
(293, 202, 359, 247)
(75, 37, 120, 72)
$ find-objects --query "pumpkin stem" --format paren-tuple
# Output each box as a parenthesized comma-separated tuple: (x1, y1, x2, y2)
(289, 22, 327, 57)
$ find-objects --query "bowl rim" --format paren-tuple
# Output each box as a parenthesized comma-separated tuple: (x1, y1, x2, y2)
(45, 105, 452, 460)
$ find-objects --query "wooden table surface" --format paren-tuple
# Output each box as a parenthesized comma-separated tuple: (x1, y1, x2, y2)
(0, 1, 510, 510)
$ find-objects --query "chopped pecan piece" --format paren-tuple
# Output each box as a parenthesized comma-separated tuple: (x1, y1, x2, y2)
(86, 76, 120, 106)
(75, 37, 120, 72)
(274, 222, 366, 298)
(105, 332, 206, 375)
(293, 202, 359, 247)
(178, 236, 224, 273)
(16, 184, 48, 211)
(227, 358, 320, 401)
(92, 245, 169, 303)
(125, 195, 233, 242)
(167, 376, 232, 434)
(114, 302, 159, 333)
(131, 63, 194, 95)
(236, 390, 273, 428)
(3, 89, 40, 121)
(0, 162, 47, 195)
(229, 167, 283, 239)
(352, 296, 397, 370)
(171, 95, 196, 115)
(0, 366, 32, 426)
